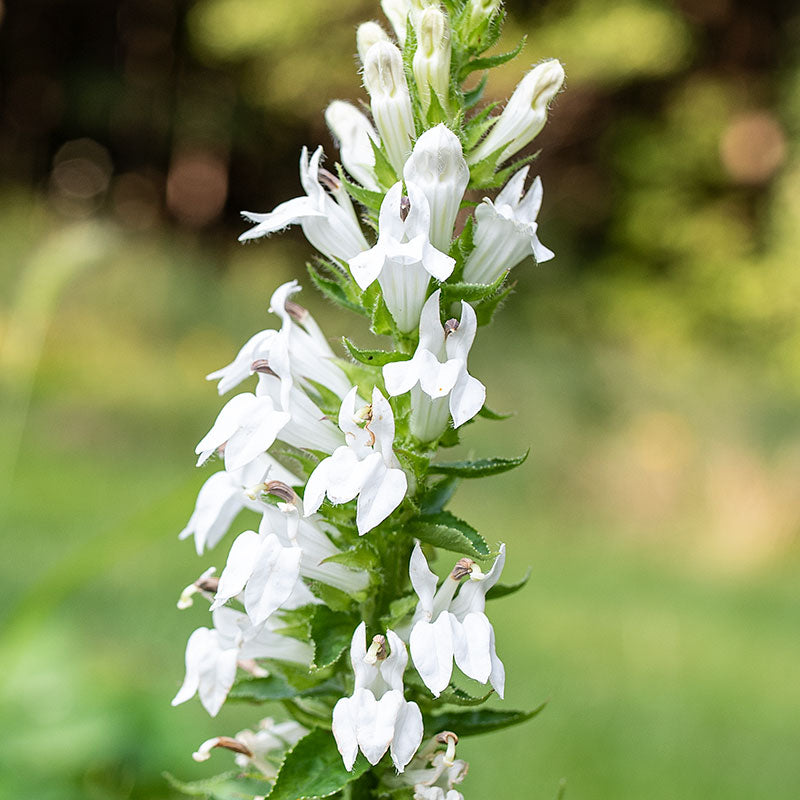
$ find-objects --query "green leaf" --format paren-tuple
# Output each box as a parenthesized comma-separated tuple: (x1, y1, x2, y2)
(429, 450, 528, 478)
(474, 279, 515, 326)
(395, 447, 430, 481)
(424, 702, 547, 736)
(366, 289, 397, 337)
(307, 580, 358, 613)
(342, 337, 405, 367)
(420, 476, 460, 515)
(268, 728, 370, 800)
(407, 511, 490, 559)
(229, 673, 339, 703)
(440, 272, 507, 306)
(477, 404, 514, 421)
(381, 592, 419, 629)
(336, 165, 384, 212)
(486, 567, 532, 600)
(463, 73, 488, 108)
(438, 685, 494, 706)
(165, 771, 272, 800)
(370, 139, 398, 188)
(307, 262, 365, 317)
(459, 36, 527, 80)
(310, 606, 359, 670)
(424, 86, 451, 126)
(322, 539, 379, 572)
(462, 103, 498, 152)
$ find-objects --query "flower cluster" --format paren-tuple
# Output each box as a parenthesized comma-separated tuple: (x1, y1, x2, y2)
(171, 2, 563, 798)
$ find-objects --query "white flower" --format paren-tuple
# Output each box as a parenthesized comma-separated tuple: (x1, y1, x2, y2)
(412, 8, 451, 115)
(348, 182, 455, 332)
(407, 543, 506, 698)
(363, 41, 416, 177)
(172, 607, 312, 717)
(179, 455, 300, 555)
(325, 101, 381, 192)
(381, 0, 411, 45)
(192, 718, 307, 779)
(403, 125, 469, 253)
(207, 281, 350, 405)
(462, 167, 554, 285)
(332, 623, 423, 772)
(383, 290, 485, 438)
(211, 505, 370, 625)
(303, 387, 407, 535)
(468, 59, 565, 165)
(357, 21, 390, 65)
(195, 393, 291, 472)
(239, 146, 369, 263)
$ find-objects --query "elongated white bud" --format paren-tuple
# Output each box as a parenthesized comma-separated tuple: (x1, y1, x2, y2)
(403, 124, 468, 252)
(468, 59, 565, 165)
(381, 0, 412, 45)
(356, 21, 389, 65)
(325, 100, 381, 191)
(412, 7, 452, 115)
(363, 41, 416, 177)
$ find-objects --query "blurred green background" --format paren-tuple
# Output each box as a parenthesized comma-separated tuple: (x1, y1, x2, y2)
(1, 0, 799, 798)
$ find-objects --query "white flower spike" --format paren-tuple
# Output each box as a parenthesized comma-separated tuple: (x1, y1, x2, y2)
(348, 182, 455, 332)
(239, 146, 369, 263)
(403, 125, 469, 253)
(468, 59, 565, 165)
(408, 543, 506, 698)
(303, 387, 408, 535)
(363, 41, 416, 176)
(325, 100, 381, 191)
(463, 167, 554, 285)
(383, 290, 485, 440)
(332, 623, 424, 772)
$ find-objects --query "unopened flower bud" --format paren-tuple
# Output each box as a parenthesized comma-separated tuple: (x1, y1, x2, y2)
(381, 0, 412, 46)
(412, 7, 452, 115)
(403, 124, 468, 251)
(193, 736, 253, 763)
(357, 21, 390, 65)
(464, 0, 502, 47)
(325, 100, 380, 191)
(363, 41, 416, 176)
(468, 59, 565, 166)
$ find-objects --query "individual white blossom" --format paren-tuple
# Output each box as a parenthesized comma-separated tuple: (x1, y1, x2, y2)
(357, 21, 390, 65)
(192, 718, 307, 779)
(303, 387, 407, 535)
(348, 182, 455, 332)
(179, 455, 299, 555)
(195, 392, 291, 472)
(239, 146, 369, 263)
(412, 7, 452, 114)
(407, 543, 506, 698)
(403, 125, 469, 253)
(211, 503, 370, 625)
(388, 732, 468, 800)
(381, 0, 411, 45)
(207, 281, 350, 406)
(463, 167, 554, 285)
(468, 59, 565, 165)
(172, 607, 312, 717)
(325, 100, 381, 191)
(363, 41, 416, 177)
(332, 623, 423, 772)
(383, 290, 485, 440)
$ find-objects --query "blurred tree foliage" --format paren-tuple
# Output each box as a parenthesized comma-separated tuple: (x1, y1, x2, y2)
(0, 0, 798, 378)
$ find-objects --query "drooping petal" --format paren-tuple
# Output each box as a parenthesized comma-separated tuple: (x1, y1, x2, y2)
(380, 628, 410, 693)
(369, 387, 396, 465)
(332, 695, 360, 771)
(355, 458, 407, 535)
(487, 624, 506, 699)
(196, 637, 240, 717)
(243, 534, 302, 625)
(355, 688, 403, 765)
(448, 371, 485, 429)
(450, 612, 493, 685)
(211, 530, 261, 610)
(409, 612, 454, 697)
(171, 627, 209, 708)
(390, 699, 424, 772)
